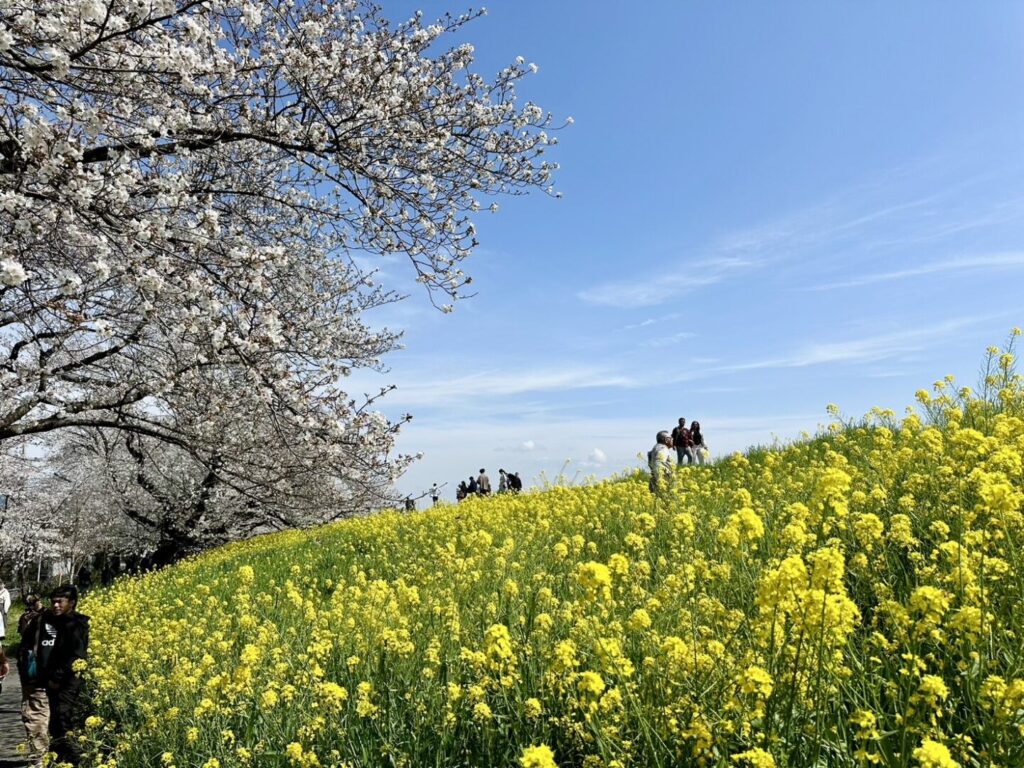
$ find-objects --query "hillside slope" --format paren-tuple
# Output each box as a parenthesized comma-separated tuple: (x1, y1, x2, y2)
(80, 346, 1024, 768)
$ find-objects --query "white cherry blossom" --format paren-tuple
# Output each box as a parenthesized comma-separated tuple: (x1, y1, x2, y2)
(0, 0, 563, 558)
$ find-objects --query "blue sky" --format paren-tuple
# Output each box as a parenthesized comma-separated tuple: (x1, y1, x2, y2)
(349, 2, 1024, 500)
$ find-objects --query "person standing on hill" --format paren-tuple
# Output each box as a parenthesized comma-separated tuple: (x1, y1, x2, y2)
(39, 585, 90, 767)
(498, 469, 508, 493)
(690, 421, 708, 465)
(648, 430, 677, 492)
(477, 469, 491, 495)
(671, 418, 694, 466)
(18, 593, 49, 765)
(467, 475, 479, 495)
(511, 472, 523, 493)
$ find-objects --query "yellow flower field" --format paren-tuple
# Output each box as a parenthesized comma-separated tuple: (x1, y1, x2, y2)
(76, 337, 1024, 768)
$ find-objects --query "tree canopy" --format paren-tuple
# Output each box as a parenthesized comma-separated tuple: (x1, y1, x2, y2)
(0, 0, 560, 560)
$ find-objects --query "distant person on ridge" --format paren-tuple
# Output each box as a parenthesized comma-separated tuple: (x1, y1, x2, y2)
(40, 584, 90, 766)
(431, 484, 440, 506)
(648, 430, 677, 492)
(467, 475, 479, 495)
(477, 468, 491, 495)
(671, 418, 694, 466)
(498, 468, 508, 493)
(690, 420, 708, 465)
(456, 481, 468, 502)
(18, 593, 49, 763)
(511, 472, 523, 493)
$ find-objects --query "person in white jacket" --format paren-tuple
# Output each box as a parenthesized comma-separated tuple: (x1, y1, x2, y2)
(647, 431, 677, 492)
(0, 581, 11, 642)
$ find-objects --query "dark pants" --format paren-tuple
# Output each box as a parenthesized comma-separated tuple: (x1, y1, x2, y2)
(47, 681, 83, 766)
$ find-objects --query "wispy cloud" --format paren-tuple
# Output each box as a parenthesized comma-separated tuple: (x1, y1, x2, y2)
(386, 365, 637, 407)
(622, 313, 681, 330)
(374, 316, 996, 414)
(577, 160, 1024, 310)
(578, 257, 757, 308)
(805, 252, 1024, 290)
(689, 315, 994, 379)
(642, 331, 697, 348)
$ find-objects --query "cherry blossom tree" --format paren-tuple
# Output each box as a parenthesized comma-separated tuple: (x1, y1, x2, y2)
(0, 440, 132, 585)
(0, 440, 42, 575)
(0, 0, 560, 554)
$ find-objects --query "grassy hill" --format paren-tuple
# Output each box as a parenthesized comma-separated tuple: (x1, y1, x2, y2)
(78, 339, 1024, 768)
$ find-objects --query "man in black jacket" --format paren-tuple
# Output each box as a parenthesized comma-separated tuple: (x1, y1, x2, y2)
(39, 585, 90, 766)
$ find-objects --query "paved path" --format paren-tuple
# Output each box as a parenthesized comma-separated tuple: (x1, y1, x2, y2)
(0, 660, 29, 768)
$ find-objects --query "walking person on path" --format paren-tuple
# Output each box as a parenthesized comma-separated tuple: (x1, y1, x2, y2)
(39, 585, 90, 767)
(17, 593, 49, 766)
(648, 430, 677, 493)
(0, 581, 10, 644)
(0, 640, 21, 761)
(671, 418, 695, 466)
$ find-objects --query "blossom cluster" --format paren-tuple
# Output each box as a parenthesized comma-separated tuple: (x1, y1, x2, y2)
(1, 1, 561, 518)
(77, 338, 1024, 767)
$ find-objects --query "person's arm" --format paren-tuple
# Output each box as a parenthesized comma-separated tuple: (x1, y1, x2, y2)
(17, 610, 34, 636)
(52, 619, 90, 685)
(75, 620, 90, 666)
(0, 645, 8, 677)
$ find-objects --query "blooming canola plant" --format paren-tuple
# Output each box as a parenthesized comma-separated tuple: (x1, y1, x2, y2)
(79, 337, 1024, 767)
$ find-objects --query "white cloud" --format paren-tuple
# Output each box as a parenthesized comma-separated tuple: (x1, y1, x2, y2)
(674, 315, 1000, 381)
(588, 448, 607, 464)
(520, 439, 537, 451)
(622, 313, 682, 330)
(642, 331, 697, 349)
(577, 161, 1024, 310)
(578, 257, 757, 309)
(365, 365, 638, 409)
(623, 318, 658, 329)
(805, 252, 1024, 291)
